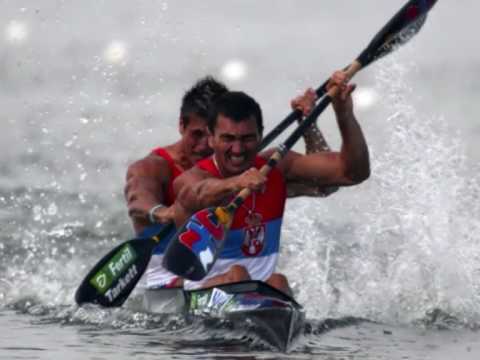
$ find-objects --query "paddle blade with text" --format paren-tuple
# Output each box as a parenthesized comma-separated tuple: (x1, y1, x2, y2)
(163, 208, 227, 281)
(75, 237, 157, 307)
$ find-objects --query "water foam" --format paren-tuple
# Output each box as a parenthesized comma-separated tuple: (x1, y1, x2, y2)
(284, 58, 480, 327)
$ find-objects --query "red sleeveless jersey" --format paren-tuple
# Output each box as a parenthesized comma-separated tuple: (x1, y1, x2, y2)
(196, 156, 286, 248)
(150, 147, 182, 205)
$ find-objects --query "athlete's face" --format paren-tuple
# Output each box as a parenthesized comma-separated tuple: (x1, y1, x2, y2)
(180, 115, 212, 163)
(209, 114, 261, 176)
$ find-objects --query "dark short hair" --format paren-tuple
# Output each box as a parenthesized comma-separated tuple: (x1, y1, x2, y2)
(180, 76, 228, 126)
(208, 91, 263, 135)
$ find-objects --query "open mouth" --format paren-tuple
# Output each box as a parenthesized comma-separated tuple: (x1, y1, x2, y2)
(227, 154, 249, 168)
(229, 154, 247, 167)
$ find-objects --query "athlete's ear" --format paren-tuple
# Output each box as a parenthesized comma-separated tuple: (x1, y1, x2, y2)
(178, 118, 187, 136)
(208, 129, 214, 148)
(179, 118, 185, 135)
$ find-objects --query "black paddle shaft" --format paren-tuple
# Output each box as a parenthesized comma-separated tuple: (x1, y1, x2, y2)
(228, 0, 439, 212)
(76, 0, 440, 306)
(258, 0, 437, 152)
(258, 77, 331, 151)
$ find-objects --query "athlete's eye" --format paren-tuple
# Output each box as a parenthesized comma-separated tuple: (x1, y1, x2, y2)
(191, 130, 206, 139)
(220, 134, 236, 143)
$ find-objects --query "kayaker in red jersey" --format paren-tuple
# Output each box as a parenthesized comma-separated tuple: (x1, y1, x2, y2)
(124, 76, 336, 289)
(171, 70, 370, 294)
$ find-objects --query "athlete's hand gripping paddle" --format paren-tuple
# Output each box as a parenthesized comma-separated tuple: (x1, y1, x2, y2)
(74, 224, 175, 307)
(163, 0, 439, 281)
(259, 0, 437, 151)
(74, 0, 439, 307)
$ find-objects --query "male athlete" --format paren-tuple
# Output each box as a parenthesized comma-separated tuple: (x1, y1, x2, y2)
(172, 70, 370, 294)
(125, 76, 332, 289)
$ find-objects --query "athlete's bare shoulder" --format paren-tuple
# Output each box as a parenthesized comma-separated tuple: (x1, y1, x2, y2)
(172, 163, 212, 194)
(126, 152, 172, 182)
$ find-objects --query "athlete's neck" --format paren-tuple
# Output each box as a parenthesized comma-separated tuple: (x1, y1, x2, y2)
(212, 155, 225, 178)
(165, 141, 194, 171)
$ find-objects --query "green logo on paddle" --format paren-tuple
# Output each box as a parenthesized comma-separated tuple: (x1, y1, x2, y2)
(90, 244, 137, 294)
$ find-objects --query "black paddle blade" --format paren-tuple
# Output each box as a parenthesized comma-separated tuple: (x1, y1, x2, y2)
(74, 223, 175, 307)
(358, 0, 438, 66)
(163, 207, 228, 281)
(75, 237, 158, 307)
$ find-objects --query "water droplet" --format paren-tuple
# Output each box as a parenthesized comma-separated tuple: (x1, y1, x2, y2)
(220, 59, 248, 82)
(6, 20, 28, 44)
(104, 40, 128, 64)
(33, 205, 42, 221)
(47, 203, 57, 216)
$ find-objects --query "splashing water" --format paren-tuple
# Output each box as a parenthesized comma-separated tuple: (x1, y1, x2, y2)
(0, 54, 479, 346)
(283, 57, 480, 327)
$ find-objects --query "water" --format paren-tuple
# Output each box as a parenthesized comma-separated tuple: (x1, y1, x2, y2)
(2, 0, 480, 359)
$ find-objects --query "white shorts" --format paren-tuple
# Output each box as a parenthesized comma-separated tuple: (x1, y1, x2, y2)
(183, 254, 278, 290)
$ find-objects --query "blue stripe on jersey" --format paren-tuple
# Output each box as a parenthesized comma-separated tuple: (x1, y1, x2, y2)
(143, 217, 282, 258)
(219, 217, 283, 259)
(138, 224, 176, 255)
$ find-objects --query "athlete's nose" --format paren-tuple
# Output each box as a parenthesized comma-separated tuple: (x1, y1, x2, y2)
(195, 135, 210, 153)
(231, 139, 245, 154)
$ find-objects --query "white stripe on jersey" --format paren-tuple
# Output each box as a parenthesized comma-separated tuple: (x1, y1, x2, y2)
(183, 253, 278, 290)
(145, 254, 179, 288)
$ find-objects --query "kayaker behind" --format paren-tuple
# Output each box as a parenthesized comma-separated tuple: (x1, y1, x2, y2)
(125, 76, 336, 290)
(171, 70, 370, 294)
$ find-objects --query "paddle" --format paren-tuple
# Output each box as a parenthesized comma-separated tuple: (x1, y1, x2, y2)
(75, 0, 438, 307)
(258, 76, 336, 151)
(74, 223, 175, 307)
(163, 0, 439, 281)
(259, 0, 437, 151)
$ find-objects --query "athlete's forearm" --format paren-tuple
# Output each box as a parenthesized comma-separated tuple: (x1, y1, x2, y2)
(336, 108, 370, 183)
(287, 123, 339, 198)
(124, 158, 169, 231)
(177, 177, 240, 213)
(302, 123, 331, 153)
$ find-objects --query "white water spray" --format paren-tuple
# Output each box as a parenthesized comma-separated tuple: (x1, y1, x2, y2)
(284, 58, 480, 326)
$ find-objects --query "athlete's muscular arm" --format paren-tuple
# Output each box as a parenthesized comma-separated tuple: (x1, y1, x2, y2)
(285, 121, 340, 197)
(173, 167, 266, 227)
(277, 71, 370, 187)
(124, 155, 173, 233)
(260, 88, 339, 198)
(290, 88, 330, 154)
(287, 123, 339, 198)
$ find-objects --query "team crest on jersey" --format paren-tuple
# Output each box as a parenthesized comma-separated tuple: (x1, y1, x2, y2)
(241, 212, 265, 256)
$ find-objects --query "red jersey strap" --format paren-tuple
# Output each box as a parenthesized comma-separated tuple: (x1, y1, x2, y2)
(196, 156, 268, 177)
(150, 147, 183, 205)
(196, 156, 286, 227)
(196, 156, 220, 177)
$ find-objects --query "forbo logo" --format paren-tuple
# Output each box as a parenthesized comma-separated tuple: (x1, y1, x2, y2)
(95, 273, 107, 289)
(90, 244, 137, 294)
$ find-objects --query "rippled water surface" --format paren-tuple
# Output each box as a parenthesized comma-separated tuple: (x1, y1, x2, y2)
(2, 0, 480, 359)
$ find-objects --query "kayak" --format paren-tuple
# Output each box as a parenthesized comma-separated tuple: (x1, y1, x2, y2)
(142, 280, 305, 352)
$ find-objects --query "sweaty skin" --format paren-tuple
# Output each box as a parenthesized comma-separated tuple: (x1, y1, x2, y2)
(125, 115, 211, 234)
(172, 70, 370, 294)
(125, 90, 335, 233)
